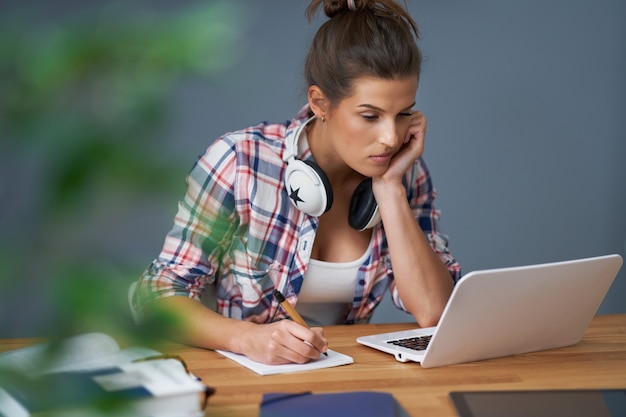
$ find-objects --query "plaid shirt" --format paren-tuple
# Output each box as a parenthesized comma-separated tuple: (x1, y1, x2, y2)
(136, 106, 461, 324)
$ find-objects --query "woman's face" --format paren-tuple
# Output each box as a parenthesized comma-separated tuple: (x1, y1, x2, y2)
(325, 75, 419, 178)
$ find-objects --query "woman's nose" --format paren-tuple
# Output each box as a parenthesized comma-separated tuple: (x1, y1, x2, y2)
(378, 121, 399, 148)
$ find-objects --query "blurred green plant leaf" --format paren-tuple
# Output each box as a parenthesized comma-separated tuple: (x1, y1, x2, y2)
(0, 1, 244, 211)
(0, 1, 245, 342)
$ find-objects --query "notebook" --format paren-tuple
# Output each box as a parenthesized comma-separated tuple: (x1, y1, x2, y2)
(216, 348, 353, 376)
(357, 254, 623, 368)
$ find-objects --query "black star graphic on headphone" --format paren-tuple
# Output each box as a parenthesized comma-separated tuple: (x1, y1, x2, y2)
(289, 186, 305, 206)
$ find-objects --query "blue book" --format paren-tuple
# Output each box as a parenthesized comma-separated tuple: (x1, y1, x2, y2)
(259, 391, 410, 417)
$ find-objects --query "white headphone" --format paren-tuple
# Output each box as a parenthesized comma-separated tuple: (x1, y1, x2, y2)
(283, 116, 381, 231)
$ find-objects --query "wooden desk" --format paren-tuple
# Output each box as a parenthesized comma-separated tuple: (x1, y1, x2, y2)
(2, 314, 626, 417)
(171, 314, 626, 416)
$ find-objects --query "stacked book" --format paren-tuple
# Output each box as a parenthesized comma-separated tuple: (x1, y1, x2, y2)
(0, 333, 210, 417)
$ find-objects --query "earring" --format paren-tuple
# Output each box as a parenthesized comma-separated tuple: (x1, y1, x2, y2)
(321, 115, 326, 123)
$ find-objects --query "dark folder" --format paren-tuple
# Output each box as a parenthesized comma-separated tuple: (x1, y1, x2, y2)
(259, 391, 409, 417)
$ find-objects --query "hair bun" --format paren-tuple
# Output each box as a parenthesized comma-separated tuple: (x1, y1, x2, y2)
(323, 0, 349, 18)
(312, 0, 367, 19)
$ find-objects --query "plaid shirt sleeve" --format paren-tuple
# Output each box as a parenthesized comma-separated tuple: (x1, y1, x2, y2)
(412, 157, 460, 278)
(137, 135, 240, 304)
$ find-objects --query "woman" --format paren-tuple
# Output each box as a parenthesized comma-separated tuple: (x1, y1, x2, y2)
(133, 0, 461, 365)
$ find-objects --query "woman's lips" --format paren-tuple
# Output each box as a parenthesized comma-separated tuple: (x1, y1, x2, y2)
(370, 153, 393, 164)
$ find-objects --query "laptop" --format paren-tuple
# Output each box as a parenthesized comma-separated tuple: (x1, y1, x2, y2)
(357, 254, 623, 368)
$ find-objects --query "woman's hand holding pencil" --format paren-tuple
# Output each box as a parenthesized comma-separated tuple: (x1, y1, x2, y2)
(273, 289, 328, 357)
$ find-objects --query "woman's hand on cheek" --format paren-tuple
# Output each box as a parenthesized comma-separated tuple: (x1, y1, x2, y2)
(381, 111, 427, 181)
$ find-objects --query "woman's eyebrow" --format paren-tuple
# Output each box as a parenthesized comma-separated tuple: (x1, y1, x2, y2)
(357, 103, 384, 112)
(357, 102, 416, 112)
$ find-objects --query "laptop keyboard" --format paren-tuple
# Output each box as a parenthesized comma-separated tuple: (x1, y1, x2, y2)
(386, 335, 432, 351)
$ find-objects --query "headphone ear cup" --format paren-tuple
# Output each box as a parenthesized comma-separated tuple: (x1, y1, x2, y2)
(348, 178, 381, 231)
(284, 159, 333, 217)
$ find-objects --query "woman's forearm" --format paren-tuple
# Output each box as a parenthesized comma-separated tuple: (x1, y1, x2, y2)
(375, 182, 453, 327)
(143, 295, 256, 353)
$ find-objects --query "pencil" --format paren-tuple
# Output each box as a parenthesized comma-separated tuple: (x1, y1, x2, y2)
(273, 289, 328, 356)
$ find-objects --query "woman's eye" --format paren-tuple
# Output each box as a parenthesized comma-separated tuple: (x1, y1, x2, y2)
(362, 114, 378, 121)
(398, 112, 413, 118)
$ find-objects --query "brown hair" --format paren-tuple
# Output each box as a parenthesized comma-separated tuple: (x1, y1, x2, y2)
(305, 0, 421, 105)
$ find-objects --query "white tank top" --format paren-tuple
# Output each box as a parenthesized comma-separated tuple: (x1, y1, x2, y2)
(296, 240, 372, 326)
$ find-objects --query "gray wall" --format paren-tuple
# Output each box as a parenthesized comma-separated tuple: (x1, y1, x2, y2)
(1, 0, 624, 334)
(372, 0, 626, 321)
